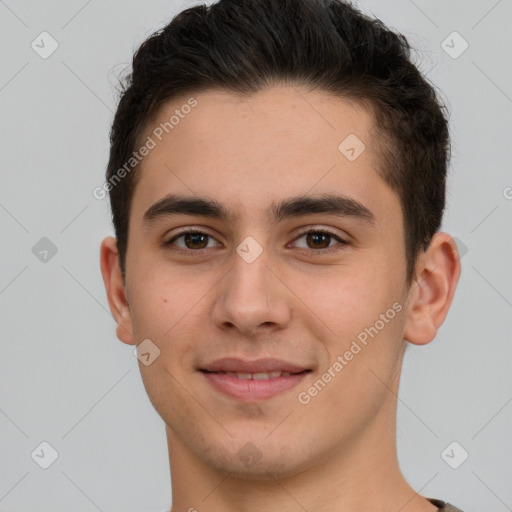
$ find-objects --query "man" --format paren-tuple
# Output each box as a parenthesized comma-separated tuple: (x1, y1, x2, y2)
(100, 0, 463, 510)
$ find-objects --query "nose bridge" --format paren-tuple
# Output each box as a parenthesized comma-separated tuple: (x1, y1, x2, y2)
(232, 250, 269, 304)
(212, 239, 290, 334)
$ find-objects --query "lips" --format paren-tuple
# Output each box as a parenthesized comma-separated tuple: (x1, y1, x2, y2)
(200, 357, 309, 374)
(208, 370, 294, 380)
(200, 357, 311, 401)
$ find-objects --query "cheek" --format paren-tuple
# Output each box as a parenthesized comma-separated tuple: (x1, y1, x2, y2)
(127, 265, 221, 382)
(127, 281, 172, 341)
(290, 262, 407, 399)
(290, 264, 400, 339)
(127, 260, 202, 340)
(296, 277, 406, 429)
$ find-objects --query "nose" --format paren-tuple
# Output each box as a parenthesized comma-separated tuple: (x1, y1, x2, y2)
(211, 245, 292, 337)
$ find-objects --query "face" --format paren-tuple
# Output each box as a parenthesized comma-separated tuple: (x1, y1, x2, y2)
(118, 86, 414, 478)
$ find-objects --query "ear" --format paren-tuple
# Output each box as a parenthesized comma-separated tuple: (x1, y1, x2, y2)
(403, 232, 461, 345)
(99, 236, 135, 345)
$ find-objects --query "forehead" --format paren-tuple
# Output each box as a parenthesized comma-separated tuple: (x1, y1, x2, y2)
(131, 86, 397, 227)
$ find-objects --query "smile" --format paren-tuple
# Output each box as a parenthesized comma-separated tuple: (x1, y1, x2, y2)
(208, 370, 293, 379)
(200, 368, 310, 400)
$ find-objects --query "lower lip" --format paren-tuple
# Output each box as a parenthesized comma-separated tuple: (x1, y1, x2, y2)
(201, 371, 309, 401)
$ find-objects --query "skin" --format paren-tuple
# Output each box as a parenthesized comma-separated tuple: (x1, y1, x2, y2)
(100, 86, 460, 512)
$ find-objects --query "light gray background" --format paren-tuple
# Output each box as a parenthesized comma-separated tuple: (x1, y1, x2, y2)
(1, 1, 511, 511)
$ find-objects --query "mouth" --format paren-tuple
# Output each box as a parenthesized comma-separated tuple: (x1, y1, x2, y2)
(201, 370, 304, 379)
(199, 358, 312, 401)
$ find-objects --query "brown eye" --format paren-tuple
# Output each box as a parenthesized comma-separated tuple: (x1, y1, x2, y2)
(293, 230, 345, 251)
(166, 230, 220, 251)
(305, 232, 331, 249)
(182, 232, 209, 249)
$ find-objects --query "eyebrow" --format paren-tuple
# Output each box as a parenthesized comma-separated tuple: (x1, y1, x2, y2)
(142, 193, 375, 226)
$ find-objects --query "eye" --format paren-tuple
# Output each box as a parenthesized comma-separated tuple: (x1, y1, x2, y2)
(165, 229, 220, 253)
(290, 229, 347, 253)
(164, 228, 347, 256)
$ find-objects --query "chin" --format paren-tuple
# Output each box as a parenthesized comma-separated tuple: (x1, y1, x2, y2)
(201, 435, 313, 482)
(210, 454, 305, 482)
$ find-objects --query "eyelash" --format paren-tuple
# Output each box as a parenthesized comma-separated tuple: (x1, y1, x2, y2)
(164, 228, 347, 256)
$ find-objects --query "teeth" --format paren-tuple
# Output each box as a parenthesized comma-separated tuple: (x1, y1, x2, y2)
(211, 370, 300, 379)
(221, 371, 296, 379)
(253, 372, 271, 380)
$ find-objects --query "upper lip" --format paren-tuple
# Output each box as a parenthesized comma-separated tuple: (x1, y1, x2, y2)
(200, 357, 310, 374)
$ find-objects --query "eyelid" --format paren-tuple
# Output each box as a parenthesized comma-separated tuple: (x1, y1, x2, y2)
(292, 225, 347, 240)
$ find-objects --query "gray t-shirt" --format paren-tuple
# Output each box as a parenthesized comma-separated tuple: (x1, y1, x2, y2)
(428, 497, 464, 511)
(162, 498, 464, 511)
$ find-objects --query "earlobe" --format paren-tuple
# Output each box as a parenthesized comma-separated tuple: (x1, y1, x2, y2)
(99, 236, 136, 345)
(403, 233, 461, 346)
